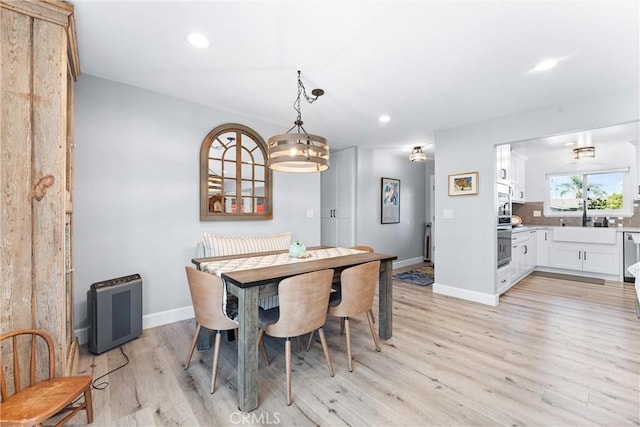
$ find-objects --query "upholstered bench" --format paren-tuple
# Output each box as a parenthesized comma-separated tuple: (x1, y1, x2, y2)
(200, 231, 292, 259)
(194, 232, 292, 348)
(198, 231, 292, 313)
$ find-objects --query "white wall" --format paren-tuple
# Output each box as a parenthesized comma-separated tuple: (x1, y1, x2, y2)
(355, 148, 428, 264)
(73, 75, 321, 331)
(433, 87, 639, 304)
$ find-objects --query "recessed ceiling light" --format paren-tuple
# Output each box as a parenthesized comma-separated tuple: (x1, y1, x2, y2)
(533, 58, 559, 72)
(187, 33, 210, 49)
(378, 114, 390, 123)
(564, 142, 575, 146)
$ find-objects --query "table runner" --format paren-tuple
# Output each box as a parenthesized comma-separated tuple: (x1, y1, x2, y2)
(200, 247, 365, 278)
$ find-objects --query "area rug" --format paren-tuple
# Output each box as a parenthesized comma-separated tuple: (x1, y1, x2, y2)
(393, 266, 434, 286)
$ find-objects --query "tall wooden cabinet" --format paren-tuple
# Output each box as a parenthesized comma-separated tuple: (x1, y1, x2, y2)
(1, 0, 80, 376)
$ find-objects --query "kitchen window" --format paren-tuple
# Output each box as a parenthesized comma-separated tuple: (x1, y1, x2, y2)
(544, 168, 632, 217)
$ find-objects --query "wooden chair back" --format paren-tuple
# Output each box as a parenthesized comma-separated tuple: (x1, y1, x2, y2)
(331, 261, 381, 318)
(265, 269, 334, 338)
(185, 267, 238, 331)
(1, 329, 55, 399)
(0, 329, 93, 425)
(351, 245, 374, 253)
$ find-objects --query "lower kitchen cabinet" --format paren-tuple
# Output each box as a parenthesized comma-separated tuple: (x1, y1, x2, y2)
(537, 228, 550, 267)
(549, 242, 620, 275)
(496, 264, 511, 294)
(510, 230, 537, 285)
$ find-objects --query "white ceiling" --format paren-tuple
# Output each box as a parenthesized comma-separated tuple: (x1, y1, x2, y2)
(72, 0, 639, 158)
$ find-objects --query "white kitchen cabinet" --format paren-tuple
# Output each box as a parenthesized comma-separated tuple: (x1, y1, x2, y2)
(511, 153, 526, 203)
(525, 231, 537, 272)
(321, 147, 356, 247)
(495, 144, 511, 183)
(536, 228, 551, 267)
(510, 230, 536, 284)
(549, 242, 620, 275)
(496, 264, 511, 294)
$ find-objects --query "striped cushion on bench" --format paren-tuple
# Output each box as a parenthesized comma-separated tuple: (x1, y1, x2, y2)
(201, 232, 292, 311)
(201, 231, 292, 257)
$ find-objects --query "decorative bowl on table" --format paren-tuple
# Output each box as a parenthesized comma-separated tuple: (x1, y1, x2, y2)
(289, 241, 306, 258)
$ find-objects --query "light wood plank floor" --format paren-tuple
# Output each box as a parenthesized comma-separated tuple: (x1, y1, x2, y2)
(66, 268, 639, 426)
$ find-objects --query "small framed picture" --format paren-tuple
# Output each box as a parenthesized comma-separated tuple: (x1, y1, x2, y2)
(448, 171, 479, 196)
(381, 177, 400, 224)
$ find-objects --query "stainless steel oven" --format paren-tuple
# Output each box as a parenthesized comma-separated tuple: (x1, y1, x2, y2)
(497, 228, 512, 267)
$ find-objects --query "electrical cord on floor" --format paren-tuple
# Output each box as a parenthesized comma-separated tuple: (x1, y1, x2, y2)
(64, 346, 130, 411)
(92, 346, 130, 390)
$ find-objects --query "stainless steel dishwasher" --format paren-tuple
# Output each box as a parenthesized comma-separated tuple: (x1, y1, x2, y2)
(623, 232, 640, 282)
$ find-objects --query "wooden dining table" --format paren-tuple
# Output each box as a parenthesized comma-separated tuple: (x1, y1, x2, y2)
(191, 246, 397, 412)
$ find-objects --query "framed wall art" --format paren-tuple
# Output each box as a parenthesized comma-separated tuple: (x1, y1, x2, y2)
(381, 177, 400, 224)
(448, 171, 479, 196)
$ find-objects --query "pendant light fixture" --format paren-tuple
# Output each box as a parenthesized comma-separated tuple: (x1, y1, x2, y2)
(409, 146, 427, 162)
(267, 70, 329, 172)
(573, 146, 595, 159)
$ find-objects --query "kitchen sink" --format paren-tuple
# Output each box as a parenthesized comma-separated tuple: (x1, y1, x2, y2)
(551, 226, 617, 244)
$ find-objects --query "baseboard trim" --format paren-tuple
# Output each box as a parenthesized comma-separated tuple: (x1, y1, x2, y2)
(530, 270, 606, 285)
(75, 305, 195, 346)
(393, 257, 425, 269)
(432, 283, 499, 306)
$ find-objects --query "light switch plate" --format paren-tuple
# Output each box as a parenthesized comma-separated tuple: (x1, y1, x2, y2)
(533, 210, 541, 217)
(443, 209, 454, 219)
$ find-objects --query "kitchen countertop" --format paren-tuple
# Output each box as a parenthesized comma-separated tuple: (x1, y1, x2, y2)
(510, 225, 640, 233)
(510, 226, 537, 233)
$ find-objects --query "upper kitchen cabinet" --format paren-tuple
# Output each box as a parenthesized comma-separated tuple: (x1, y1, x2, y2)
(1, 0, 80, 376)
(511, 152, 526, 204)
(495, 144, 511, 183)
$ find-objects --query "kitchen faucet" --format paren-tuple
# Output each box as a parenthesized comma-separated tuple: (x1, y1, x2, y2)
(582, 200, 589, 227)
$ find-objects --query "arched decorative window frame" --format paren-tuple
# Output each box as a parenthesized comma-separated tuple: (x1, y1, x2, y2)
(199, 123, 273, 221)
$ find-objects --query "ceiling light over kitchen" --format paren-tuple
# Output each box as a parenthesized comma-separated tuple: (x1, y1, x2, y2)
(409, 146, 427, 162)
(187, 32, 210, 48)
(379, 114, 390, 123)
(267, 70, 329, 172)
(573, 146, 595, 159)
(533, 58, 559, 72)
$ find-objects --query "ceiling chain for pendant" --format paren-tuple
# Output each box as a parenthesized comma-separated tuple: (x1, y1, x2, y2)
(267, 70, 329, 172)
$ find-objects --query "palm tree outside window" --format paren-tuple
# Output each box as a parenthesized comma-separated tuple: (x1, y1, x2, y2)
(545, 170, 630, 217)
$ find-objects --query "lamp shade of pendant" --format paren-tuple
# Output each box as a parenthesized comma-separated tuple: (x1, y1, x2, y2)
(267, 133, 329, 172)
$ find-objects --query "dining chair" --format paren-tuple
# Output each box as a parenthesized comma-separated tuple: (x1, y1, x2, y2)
(318, 260, 382, 372)
(0, 329, 94, 426)
(350, 245, 374, 253)
(257, 269, 335, 406)
(184, 266, 238, 394)
(329, 245, 375, 298)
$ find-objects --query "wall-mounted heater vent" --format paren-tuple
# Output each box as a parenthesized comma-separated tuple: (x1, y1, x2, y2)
(88, 273, 143, 354)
